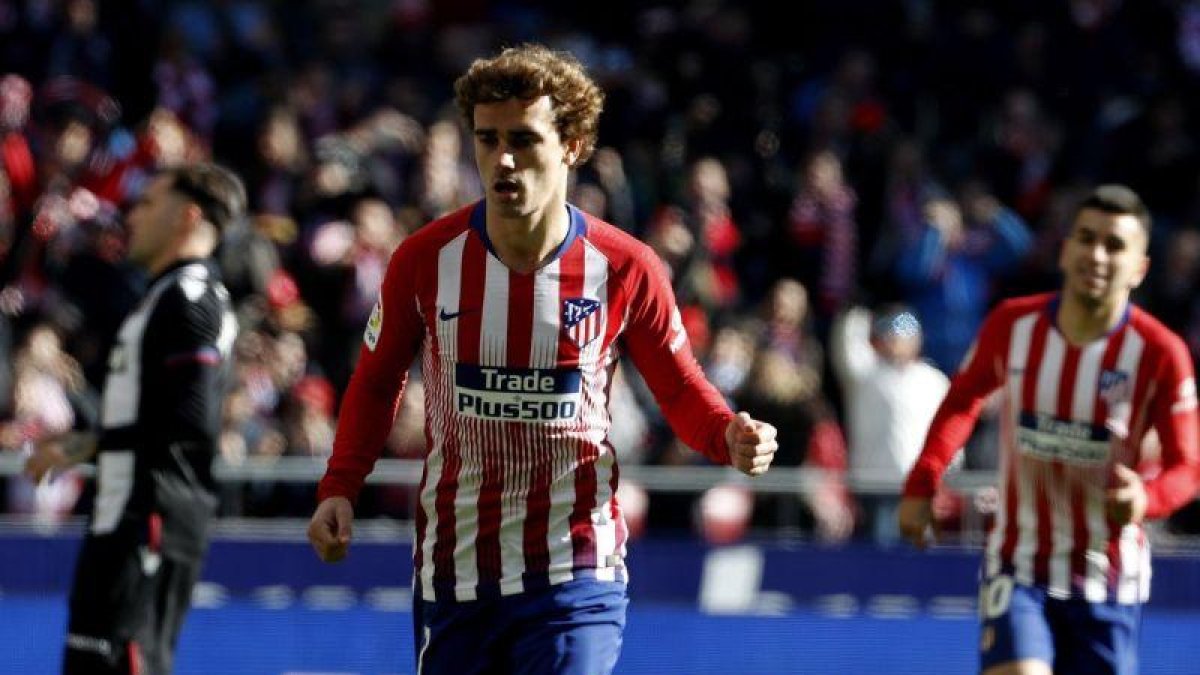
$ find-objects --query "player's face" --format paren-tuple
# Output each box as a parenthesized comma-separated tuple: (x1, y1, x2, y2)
(126, 175, 188, 271)
(472, 96, 582, 222)
(1058, 208, 1149, 308)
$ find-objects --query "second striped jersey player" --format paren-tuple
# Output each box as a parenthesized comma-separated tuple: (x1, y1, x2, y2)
(904, 292, 1197, 601)
(900, 184, 1199, 675)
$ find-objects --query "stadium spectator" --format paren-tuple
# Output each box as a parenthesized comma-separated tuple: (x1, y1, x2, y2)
(571, 146, 637, 234)
(703, 322, 757, 400)
(867, 137, 948, 300)
(895, 183, 1033, 373)
(415, 117, 481, 221)
(680, 156, 742, 311)
(785, 149, 857, 331)
(1, 0, 1200, 546)
(306, 44, 779, 674)
(756, 277, 824, 376)
(247, 106, 309, 217)
(3, 322, 90, 523)
(831, 305, 948, 544)
(735, 345, 852, 542)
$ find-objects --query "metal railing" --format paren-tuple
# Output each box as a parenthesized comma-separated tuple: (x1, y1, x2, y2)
(4, 452, 1200, 551)
(0, 453, 999, 496)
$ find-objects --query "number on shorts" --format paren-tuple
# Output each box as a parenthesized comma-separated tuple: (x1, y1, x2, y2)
(980, 575, 1014, 620)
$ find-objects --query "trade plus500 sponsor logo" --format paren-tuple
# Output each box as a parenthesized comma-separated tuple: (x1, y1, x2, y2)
(1016, 412, 1111, 465)
(454, 364, 582, 423)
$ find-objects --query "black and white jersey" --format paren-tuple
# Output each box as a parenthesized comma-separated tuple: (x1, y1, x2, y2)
(92, 258, 237, 560)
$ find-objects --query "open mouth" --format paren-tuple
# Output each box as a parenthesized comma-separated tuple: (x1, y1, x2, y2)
(494, 177, 520, 197)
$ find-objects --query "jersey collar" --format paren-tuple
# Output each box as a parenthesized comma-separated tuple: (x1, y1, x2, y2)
(149, 257, 215, 286)
(468, 201, 586, 267)
(1048, 292, 1132, 337)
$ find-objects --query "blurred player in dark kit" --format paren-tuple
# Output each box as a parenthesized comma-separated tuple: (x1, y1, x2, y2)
(26, 163, 243, 675)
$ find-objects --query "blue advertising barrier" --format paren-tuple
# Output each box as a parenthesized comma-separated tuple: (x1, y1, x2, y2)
(4, 532, 1200, 673)
(3, 531, 1199, 610)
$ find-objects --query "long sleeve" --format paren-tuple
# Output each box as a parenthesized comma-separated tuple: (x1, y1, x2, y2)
(902, 306, 1009, 497)
(136, 282, 234, 450)
(621, 246, 734, 464)
(318, 240, 425, 504)
(97, 262, 235, 457)
(1143, 337, 1200, 518)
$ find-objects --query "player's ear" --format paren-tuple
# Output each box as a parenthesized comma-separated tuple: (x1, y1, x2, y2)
(181, 202, 205, 230)
(563, 137, 584, 167)
(179, 202, 218, 245)
(1130, 254, 1150, 290)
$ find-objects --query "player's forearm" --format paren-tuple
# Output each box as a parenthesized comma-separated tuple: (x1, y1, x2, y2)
(667, 391, 729, 458)
(902, 399, 982, 497)
(655, 371, 736, 465)
(1146, 399, 1200, 518)
(319, 371, 408, 503)
(1143, 463, 1199, 519)
(626, 324, 736, 464)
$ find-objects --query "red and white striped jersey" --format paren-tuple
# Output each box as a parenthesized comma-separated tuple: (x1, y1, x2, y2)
(905, 293, 1199, 603)
(318, 202, 735, 602)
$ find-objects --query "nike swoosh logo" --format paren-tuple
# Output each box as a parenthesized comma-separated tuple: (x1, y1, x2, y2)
(439, 308, 476, 321)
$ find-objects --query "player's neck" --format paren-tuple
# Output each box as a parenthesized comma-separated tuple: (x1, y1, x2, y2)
(145, 229, 217, 277)
(486, 202, 570, 274)
(1057, 292, 1127, 344)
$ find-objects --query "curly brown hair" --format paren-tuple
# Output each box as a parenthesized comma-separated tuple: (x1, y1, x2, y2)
(454, 43, 605, 165)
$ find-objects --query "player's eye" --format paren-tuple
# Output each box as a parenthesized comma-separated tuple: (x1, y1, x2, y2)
(508, 135, 534, 149)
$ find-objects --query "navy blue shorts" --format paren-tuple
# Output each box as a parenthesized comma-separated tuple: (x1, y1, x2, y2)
(413, 578, 628, 675)
(979, 576, 1140, 674)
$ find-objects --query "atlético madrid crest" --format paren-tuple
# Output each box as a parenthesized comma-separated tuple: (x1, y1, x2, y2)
(1099, 369, 1131, 405)
(562, 297, 603, 348)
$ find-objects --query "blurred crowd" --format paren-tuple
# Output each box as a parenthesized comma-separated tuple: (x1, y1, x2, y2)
(3, 0, 1200, 543)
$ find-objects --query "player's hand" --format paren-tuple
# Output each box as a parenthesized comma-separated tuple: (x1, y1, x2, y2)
(898, 496, 935, 549)
(726, 412, 778, 477)
(308, 496, 354, 563)
(23, 438, 68, 483)
(1105, 463, 1148, 526)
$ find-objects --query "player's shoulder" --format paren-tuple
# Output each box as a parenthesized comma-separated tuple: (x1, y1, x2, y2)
(987, 292, 1054, 325)
(1129, 304, 1190, 356)
(159, 260, 222, 305)
(153, 261, 226, 327)
(575, 208, 658, 271)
